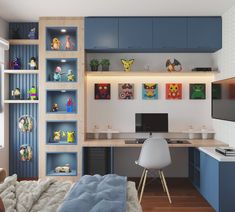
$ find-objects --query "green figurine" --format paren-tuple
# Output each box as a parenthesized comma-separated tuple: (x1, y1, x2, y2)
(28, 86, 38, 100)
(191, 84, 205, 99)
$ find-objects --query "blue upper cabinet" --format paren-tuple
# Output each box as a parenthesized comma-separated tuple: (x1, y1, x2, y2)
(118, 18, 153, 51)
(153, 17, 187, 51)
(85, 18, 118, 51)
(188, 17, 222, 52)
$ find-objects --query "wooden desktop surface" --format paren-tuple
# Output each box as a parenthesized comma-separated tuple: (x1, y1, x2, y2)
(82, 139, 228, 148)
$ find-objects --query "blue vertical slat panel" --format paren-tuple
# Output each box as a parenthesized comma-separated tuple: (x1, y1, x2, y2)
(9, 22, 38, 39)
(9, 45, 38, 70)
(9, 103, 38, 178)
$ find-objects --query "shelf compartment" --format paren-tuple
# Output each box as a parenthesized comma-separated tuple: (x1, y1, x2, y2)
(46, 27, 77, 51)
(46, 58, 77, 82)
(46, 152, 77, 176)
(9, 22, 38, 39)
(46, 121, 77, 145)
(46, 90, 77, 114)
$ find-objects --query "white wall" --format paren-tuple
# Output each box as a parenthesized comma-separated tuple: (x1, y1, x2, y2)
(213, 4, 235, 147)
(87, 53, 215, 177)
(0, 17, 8, 174)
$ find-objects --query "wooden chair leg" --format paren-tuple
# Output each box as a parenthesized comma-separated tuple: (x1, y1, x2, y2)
(158, 170, 166, 192)
(139, 169, 148, 203)
(161, 170, 172, 204)
(138, 168, 146, 192)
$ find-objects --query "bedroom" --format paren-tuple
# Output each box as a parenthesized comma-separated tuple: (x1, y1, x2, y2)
(1, 0, 235, 211)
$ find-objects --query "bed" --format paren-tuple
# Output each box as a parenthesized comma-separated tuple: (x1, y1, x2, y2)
(0, 174, 142, 212)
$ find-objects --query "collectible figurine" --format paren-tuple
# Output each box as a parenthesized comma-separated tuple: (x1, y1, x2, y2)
(28, 27, 36, 39)
(51, 103, 59, 112)
(11, 57, 21, 70)
(18, 115, 33, 133)
(19, 145, 32, 161)
(67, 69, 75, 81)
(51, 37, 61, 50)
(53, 130, 61, 142)
(121, 59, 134, 72)
(29, 57, 37, 70)
(66, 98, 73, 112)
(65, 35, 73, 50)
(166, 59, 182, 72)
(67, 131, 75, 143)
(53, 66, 64, 81)
(55, 164, 71, 173)
(28, 86, 38, 100)
(11, 88, 21, 100)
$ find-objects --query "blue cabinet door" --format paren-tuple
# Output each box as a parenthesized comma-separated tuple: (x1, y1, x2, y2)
(153, 17, 187, 51)
(200, 151, 219, 211)
(85, 18, 118, 50)
(188, 17, 222, 52)
(118, 18, 153, 50)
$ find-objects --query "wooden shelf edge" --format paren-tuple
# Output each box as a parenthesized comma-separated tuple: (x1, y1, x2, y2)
(9, 39, 39, 45)
(4, 70, 39, 74)
(4, 100, 40, 104)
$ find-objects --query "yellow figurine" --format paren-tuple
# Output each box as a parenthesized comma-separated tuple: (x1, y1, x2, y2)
(121, 59, 134, 72)
(51, 37, 61, 50)
(53, 130, 61, 142)
(67, 131, 75, 143)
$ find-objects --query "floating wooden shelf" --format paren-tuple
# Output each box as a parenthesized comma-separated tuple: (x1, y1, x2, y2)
(9, 39, 39, 45)
(4, 70, 39, 74)
(4, 100, 39, 104)
(86, 71, 219, 77)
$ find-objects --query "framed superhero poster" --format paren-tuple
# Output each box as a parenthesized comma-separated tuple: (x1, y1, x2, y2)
(190, 84, 206, 99)
(94, 83, 111, 100)
(166, 83, 182, 99)
(118, 83, 134, 99)
(142, 83, 158, 100)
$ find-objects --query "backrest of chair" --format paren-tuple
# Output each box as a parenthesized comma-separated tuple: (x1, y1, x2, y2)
(138, 138, 171, 169)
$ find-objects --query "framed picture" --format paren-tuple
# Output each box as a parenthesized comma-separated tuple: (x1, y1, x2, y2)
(190, 83, 206, 99)
(166, 83, 182, 99)
(94, 83, 111, 100)
(118, 83, 134, 99)
(142, 83, 158, 100)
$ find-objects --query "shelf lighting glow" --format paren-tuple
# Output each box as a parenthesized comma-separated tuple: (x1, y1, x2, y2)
(61, 59, 67, 63)
(61, 29, 67, 33)
(61, 90, 67, 93)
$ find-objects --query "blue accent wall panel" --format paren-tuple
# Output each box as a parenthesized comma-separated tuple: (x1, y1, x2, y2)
(9, 45, 38, 70)
(9, 22, 38, 39)
(9, 103, 38, 178)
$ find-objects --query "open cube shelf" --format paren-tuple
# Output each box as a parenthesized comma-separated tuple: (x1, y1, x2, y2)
(9, 22, 38, 39)
(46, 90, 77, 114)
(46, 58, 77, 82)
(46, 152, 77, 176)
(46, 27, 77, 51)
(46, 121, 77, 145)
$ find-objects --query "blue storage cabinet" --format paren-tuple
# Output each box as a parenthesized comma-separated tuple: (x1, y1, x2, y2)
(85, 18, 118, 50)
(118, 18, 153, 50)
(188, 17, 222, 52)
(153, 17, 187, 51)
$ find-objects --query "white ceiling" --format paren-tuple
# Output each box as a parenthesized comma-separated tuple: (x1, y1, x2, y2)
(0, 0, 235, 21)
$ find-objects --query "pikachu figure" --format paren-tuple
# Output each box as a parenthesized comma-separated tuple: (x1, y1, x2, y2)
(121, 59, 134, 72)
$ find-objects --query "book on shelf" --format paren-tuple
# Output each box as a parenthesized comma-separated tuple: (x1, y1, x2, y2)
(215, 147, 235, 156)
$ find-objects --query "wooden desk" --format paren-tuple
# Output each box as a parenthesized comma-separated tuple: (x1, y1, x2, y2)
(82, 139, 228, 148)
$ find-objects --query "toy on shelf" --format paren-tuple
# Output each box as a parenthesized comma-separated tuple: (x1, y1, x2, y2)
(55, 164, 71, 173)
(53, 66, 64, 81)
(65, 35, 73, 50)
(28, 28, 36, 39)
(166, 59, 182, 72)
(67, 69, 75, 81)
(121, 59, 134, 72)
(66, 98, 73, 112)
(53, 130, 61, 142)
(28, 86, 38, 100)
(51, 37, 61, 50)
(19, 144, 32, 161)
(29, 57, 37, 70)
(18, 115, 33, 133)
(10, 57, 21, 70)
(51, 103, 59, 112)
(67, 131, 75, 143)
(11, 88, 21, 100)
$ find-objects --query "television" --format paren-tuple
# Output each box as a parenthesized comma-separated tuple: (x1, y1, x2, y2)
(212, 77, 235, 122)
(135, 113, 168, 133)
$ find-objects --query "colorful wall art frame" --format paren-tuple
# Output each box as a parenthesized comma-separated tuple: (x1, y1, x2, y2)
(94, 83, 111, 100)
(118, 83, 134, 99)
(166, 83, 182, 99)
(142, 83, 158, 100)
(190, 83, 206, 99)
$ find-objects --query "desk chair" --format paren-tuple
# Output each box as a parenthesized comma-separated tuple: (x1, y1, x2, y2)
(135, 138, 172, 204)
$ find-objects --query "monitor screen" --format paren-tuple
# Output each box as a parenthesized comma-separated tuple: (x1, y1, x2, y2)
(135, 113, 168, 132)
(212, 77, 235, 122)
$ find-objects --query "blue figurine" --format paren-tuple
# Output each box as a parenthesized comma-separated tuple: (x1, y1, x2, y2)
(11, 57, 21, 70)
(28, 28, 36, 39)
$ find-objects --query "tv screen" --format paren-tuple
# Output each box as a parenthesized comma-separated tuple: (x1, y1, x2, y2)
(212, 77, 235, 122)
(135, 113, 168, 132)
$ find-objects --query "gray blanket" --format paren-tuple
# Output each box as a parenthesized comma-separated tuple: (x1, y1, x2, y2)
(58, 174, 127, 212)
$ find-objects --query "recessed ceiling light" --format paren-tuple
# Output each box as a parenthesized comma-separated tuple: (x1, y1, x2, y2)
(61, 59, 67, 63)
(61, 29, 67, 33)
(61, 90, 67, 93)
